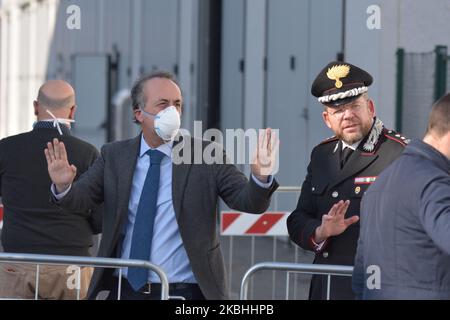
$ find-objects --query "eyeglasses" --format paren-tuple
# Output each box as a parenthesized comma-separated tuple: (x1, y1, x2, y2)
(327, 103, 364, 119)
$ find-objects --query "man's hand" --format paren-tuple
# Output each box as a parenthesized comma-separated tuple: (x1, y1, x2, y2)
(314, 200, 359, 243)
(251, 128, 280, 183)
(44, 138, 77, 193)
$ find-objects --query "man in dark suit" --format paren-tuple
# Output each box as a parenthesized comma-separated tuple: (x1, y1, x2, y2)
(0, 80, 101, 299)
(353, 94, 450, 299)
(287, 62, 407, 300)
(45, 71, 279, 300)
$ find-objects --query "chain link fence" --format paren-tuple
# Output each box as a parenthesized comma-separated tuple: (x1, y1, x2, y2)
(396, 45, 448, 138)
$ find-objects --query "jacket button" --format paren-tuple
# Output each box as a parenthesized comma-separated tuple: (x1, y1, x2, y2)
(323, 252, 329, 258)
(332, 191, 339, 198)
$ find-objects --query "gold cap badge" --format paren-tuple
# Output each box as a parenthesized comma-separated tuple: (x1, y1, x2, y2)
(327, 65, 350, 89)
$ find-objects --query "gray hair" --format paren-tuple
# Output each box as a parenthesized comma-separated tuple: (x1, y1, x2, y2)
(131, 71, 180, 123)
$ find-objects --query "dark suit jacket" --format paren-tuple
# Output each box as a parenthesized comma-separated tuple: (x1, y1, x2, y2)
(353, 140, 450, 299)
(287, 123, 406, 299)
(53, 134, 278, 300)
(0, 126, 101, 256)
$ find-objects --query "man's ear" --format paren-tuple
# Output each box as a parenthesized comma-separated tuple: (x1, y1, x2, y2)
(322, 111, 332, 129)
(134, 109, 144, 124)
(444, 131, 450, 160)
(69, 105, 77, 120)
(33, 100, 39, 116)
(367, 99, 376, 117)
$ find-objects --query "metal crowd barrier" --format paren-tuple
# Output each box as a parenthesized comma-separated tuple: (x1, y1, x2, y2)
(240, 262, 353, 300)
(0, 252, 169, 300)
(222, 186, 302, 299)
(270, 186, 302, 299)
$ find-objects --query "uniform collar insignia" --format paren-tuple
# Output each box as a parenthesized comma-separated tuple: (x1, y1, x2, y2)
(333, 142, 340, 153)
(362, 118, 383, 152)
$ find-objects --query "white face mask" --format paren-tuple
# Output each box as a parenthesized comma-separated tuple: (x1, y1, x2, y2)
(44, 109, 75, 135)
(141, 106, 181, 142)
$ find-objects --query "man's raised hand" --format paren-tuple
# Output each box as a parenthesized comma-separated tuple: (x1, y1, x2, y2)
(44, 138, 77, 193)
(314, 200, 359, 243)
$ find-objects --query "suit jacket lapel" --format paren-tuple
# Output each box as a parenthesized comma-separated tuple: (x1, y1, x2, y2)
(172, 135, 192, 220)
(115, 135, 141, 228)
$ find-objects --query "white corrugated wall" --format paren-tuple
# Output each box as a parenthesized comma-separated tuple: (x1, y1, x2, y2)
(0, 0, 199, 140)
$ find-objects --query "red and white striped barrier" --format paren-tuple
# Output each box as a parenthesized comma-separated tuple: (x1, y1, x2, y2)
(220, 211, 289, 236)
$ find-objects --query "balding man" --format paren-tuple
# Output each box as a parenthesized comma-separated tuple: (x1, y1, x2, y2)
(0, 80, 102, 299)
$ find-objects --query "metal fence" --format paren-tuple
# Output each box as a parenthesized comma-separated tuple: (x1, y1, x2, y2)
(0, 252, 169, 300)
(221, 186, 317, 300)
(396, 45, 449, 138)
(240, 262, 353, 300)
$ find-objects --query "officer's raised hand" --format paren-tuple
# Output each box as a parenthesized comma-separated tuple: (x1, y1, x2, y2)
(314, 200, 359, 243)
(44, 138, 77, 193)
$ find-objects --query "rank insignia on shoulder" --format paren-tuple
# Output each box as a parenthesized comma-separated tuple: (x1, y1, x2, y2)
(385, 130, 410, 145)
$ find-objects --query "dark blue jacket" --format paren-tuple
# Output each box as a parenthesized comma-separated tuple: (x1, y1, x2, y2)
(353, 139, 450, 299)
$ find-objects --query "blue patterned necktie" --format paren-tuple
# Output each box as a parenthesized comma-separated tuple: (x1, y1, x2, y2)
(128, 149, 165, 291)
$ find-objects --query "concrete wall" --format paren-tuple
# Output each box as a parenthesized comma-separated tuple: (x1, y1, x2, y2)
(1, 0, 449, 168)
(221, 0, 344, 186)
(0, 0, 200, 141)
(345, 0, 450, 130)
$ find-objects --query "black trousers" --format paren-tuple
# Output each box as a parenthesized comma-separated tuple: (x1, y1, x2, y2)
(107, 277, 205, 300)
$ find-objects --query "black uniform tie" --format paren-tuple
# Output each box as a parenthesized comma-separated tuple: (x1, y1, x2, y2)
(340, 147, 354, 169)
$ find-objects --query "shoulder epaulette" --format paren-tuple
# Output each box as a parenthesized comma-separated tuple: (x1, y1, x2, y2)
(384, 129, 410, 146)
(319, 135, 339, 145)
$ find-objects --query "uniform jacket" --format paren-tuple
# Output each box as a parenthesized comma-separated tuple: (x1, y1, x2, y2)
(287, 118, 407, 299)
